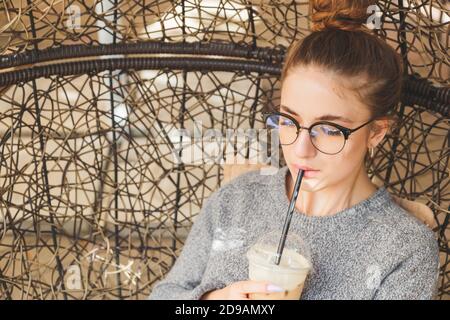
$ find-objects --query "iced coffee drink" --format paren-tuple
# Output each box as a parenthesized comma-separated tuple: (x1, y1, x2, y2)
(246, 231, 311, 300)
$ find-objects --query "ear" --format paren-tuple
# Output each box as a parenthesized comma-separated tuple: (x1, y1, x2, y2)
(368, 118, 390, 148)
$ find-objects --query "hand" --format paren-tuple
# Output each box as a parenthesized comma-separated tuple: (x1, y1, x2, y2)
(200, 280, 284, 300)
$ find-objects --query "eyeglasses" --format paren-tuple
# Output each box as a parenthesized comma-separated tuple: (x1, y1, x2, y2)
(262, 111, 374, 155)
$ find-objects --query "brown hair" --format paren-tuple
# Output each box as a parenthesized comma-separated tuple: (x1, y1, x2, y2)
(281, 0, 404, 126)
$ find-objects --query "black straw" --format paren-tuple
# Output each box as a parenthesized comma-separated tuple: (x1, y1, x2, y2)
(274, 169, 304, 265)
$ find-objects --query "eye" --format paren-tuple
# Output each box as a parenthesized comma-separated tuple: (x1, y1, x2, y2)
(280, 116, 296, 127)
(311, 124, 342, 137)
(320, 125, 342, 136)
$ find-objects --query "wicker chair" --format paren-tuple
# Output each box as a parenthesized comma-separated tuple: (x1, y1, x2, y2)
(0, 1, 447, 300)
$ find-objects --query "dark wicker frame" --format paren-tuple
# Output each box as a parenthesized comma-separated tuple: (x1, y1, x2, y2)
(0, 0, 448, 300)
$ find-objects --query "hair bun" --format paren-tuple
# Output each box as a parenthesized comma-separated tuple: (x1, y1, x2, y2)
(311, 0, 379, 32)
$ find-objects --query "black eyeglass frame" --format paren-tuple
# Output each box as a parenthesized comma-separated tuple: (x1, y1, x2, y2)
(261, 110, 375, 154)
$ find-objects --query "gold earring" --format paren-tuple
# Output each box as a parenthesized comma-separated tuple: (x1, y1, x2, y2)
(370, 147, 374, 158)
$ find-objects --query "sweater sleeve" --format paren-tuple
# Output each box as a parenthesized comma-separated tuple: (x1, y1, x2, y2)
(148, 188, 222, 300)
(374, 233, 440, 300)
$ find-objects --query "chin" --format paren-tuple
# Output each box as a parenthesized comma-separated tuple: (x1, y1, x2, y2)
(299, 181, 322, 192)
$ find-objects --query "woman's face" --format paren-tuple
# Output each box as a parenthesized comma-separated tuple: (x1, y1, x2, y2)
(280, 65, 386, 192)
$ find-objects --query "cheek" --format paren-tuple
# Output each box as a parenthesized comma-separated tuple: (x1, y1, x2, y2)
(281, 145, 292, 158)
(319, 148, 364, 180)
(340, 136, 369, 163)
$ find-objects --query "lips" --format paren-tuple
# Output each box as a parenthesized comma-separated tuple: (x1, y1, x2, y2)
(293, 164, 319, 172)
(292, 164, 320, 178)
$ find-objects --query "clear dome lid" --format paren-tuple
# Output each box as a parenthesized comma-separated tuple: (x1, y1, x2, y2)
(246, 230, 312, 272)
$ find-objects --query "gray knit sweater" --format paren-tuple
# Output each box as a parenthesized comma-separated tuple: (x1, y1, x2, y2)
(149, 166, 440, 300)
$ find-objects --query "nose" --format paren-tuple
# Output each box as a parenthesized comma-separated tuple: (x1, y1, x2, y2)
(292, 128, 317, 158)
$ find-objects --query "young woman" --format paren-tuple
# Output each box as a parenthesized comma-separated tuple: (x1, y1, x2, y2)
(149, 0, 440, 300)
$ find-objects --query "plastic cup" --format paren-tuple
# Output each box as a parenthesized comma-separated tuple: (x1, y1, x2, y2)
(246, 231, 311, 300)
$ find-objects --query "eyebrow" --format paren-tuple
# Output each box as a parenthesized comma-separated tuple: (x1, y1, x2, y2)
(280, 105, 353, 123)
